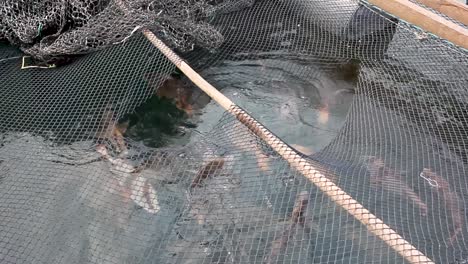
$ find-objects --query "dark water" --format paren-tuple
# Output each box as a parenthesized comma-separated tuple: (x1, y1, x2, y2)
(122, 95, 190, 148)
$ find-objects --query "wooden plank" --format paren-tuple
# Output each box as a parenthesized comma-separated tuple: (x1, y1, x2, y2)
(368, 0, 468, 50)
(416, 0, 468, 26)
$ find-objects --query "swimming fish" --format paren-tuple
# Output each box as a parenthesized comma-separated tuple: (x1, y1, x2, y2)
(191, 158, 225, 188)
(130, 174, 161, 214)
(254, 148, 271, 173)
(291, 191, 309, 226)
(144, 73, 195, 116)
(96, 144, 136, 174)
(420, 168, 464, 245)
(365, 156, 428, 216)
(317, 105, 329, 125)
(156, 77, 194, 116)
(97, 144, 160, 214)
(98, 106, 129, 155)
(265, 191, 310, 264)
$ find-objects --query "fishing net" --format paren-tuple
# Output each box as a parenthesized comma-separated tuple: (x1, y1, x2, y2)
(1, 0, 467, 263)
(0, 0, 254, 63)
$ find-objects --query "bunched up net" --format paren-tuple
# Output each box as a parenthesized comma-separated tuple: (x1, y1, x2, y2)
(0, 0, 467, 263)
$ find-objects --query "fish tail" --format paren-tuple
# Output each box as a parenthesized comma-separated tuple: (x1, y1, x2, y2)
(448, 226, 463, 245)
(402, 185, 428, 216)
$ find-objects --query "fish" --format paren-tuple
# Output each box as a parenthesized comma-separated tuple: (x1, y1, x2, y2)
(96, 144, 136, 174)
(254, 148, 271, 173)
(291, 191, 309, 226)
(156, 77, 194, 116)
(420, 168, 464, 245)
(265, 191, 310, 264)
(113, 120, 129, 151)
(317, 104, 329, 125)
(317, 88, 354, 125)
(191, 158, 225, 188)
(97, 144, 160, 214)
(130, 175, 161, 214)
(98, 106, 129, 155)
(144, 73, 195, 116)
(364, 156, 428, 216)
(254, 144, 313, 175)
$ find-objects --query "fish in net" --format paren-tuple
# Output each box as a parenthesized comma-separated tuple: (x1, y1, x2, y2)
(0, 0, 467, 263)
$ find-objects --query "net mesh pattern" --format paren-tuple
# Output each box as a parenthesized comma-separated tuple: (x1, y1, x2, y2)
(1, 0, 468, 263)
(0, 0, 254, 63)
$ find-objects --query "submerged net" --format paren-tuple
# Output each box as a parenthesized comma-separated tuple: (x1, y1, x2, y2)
(1, 0, 468, 263)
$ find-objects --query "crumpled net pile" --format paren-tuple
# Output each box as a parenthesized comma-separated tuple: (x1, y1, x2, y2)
(0, 0, 254, 63)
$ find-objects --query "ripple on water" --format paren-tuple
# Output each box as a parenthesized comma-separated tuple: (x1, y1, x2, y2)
(188, 56, 356, 154)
